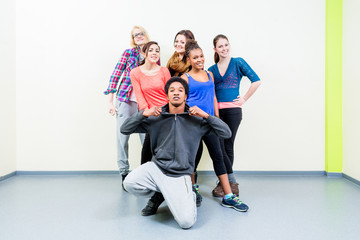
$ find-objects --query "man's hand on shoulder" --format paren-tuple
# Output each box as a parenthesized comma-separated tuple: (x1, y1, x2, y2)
(189, 106, 210, 119)
(143, 106, 162, 117)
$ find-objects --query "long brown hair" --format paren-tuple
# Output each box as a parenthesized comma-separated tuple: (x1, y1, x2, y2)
(213, 34, 229, 63)
(174, 30, 195, 62)
(139, 41, 159, 65)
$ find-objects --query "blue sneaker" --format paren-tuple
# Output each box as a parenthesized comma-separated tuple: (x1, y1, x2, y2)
(221, 195, 249, 212)
(192, 184, 202, 207)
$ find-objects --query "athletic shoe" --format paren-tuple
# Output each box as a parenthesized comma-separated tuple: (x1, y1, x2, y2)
(121, 174, 128, 192)
(141, 192, 165, 216)
(192, 184, 203, 207)
(221, 195, 249, 212)
(212, 181, 224, 197)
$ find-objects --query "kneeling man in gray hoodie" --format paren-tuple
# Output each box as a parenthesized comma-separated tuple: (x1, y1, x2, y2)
(121, 77, 231, 229)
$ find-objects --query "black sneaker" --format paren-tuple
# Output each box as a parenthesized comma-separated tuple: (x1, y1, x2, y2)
(192, 184, 202, 207)
(121, 174, 128, 192)
(141, 192, 165, 216)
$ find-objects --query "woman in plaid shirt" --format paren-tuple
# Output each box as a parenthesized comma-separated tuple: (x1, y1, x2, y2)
(104, 26, 150, 188)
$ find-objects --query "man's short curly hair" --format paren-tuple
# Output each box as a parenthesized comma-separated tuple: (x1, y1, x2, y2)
(164, 77, 189, 96)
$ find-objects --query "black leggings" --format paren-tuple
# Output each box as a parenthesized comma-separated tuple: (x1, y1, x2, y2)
(141, 133, 152, 164)
(194, 134, 233, 176)
(219, 108, 242, 167)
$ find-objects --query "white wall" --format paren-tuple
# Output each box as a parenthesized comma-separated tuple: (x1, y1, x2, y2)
(343, 0, 360, 181)
(0, 0, 16, 176)
(15, 0, 325, 171)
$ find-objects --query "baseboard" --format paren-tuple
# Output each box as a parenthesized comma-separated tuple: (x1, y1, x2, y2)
(198, 171, 326, 176)
(325, 172, 343, 178)
(13, 170, 327, 176)
(16, 170, 119, 175)
(343, 173, 360, 186)
(4, 171, 357, 186)
(0, 171, 16, 182)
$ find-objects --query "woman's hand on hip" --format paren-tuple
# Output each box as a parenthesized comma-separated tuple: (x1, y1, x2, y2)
(233, 96, 246, 107)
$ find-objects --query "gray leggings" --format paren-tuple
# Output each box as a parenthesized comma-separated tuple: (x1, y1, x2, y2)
(115, 100, 145, 175)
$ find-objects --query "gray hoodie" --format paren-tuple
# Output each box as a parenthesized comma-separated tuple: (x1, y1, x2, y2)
(120, 104, 231, 177)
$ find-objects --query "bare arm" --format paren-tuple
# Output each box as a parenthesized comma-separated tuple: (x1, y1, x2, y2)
(209, 71, 219, 117)
(108, 93, 117, 116)
(214, 96, 219, 117)
(234, 81, 261, 106)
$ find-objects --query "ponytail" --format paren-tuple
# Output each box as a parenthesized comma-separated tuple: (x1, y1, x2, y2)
(185, 40, 201, 59)
(214, 52, 220, 63)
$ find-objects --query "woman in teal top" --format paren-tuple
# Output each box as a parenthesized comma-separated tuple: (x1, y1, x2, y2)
(181, 40, 247, 208)
(208, 34, 261, 197)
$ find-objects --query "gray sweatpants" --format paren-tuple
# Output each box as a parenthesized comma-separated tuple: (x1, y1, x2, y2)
(116, 100, 145, 175)
(123, 162, 197, 229)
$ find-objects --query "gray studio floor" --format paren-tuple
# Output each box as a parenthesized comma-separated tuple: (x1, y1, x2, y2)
(1, 173, 360, 240)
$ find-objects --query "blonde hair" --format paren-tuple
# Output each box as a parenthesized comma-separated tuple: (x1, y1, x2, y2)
(130, 26, 150, 48)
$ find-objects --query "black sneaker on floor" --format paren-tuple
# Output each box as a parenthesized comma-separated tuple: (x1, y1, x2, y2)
(121, 174, 128, 192)
(141, 192, 165, 216)
(192, 184, 203, 207)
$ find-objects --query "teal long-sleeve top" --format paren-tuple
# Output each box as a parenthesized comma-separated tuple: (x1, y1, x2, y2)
(208, 57, 260, 102)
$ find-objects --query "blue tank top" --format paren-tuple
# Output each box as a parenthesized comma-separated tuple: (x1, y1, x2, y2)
(185, 71, 215, 116)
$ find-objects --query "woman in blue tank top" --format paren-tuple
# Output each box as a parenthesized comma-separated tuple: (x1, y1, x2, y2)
(185, 70, 215, 116)
(181, 40, 247, 208)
